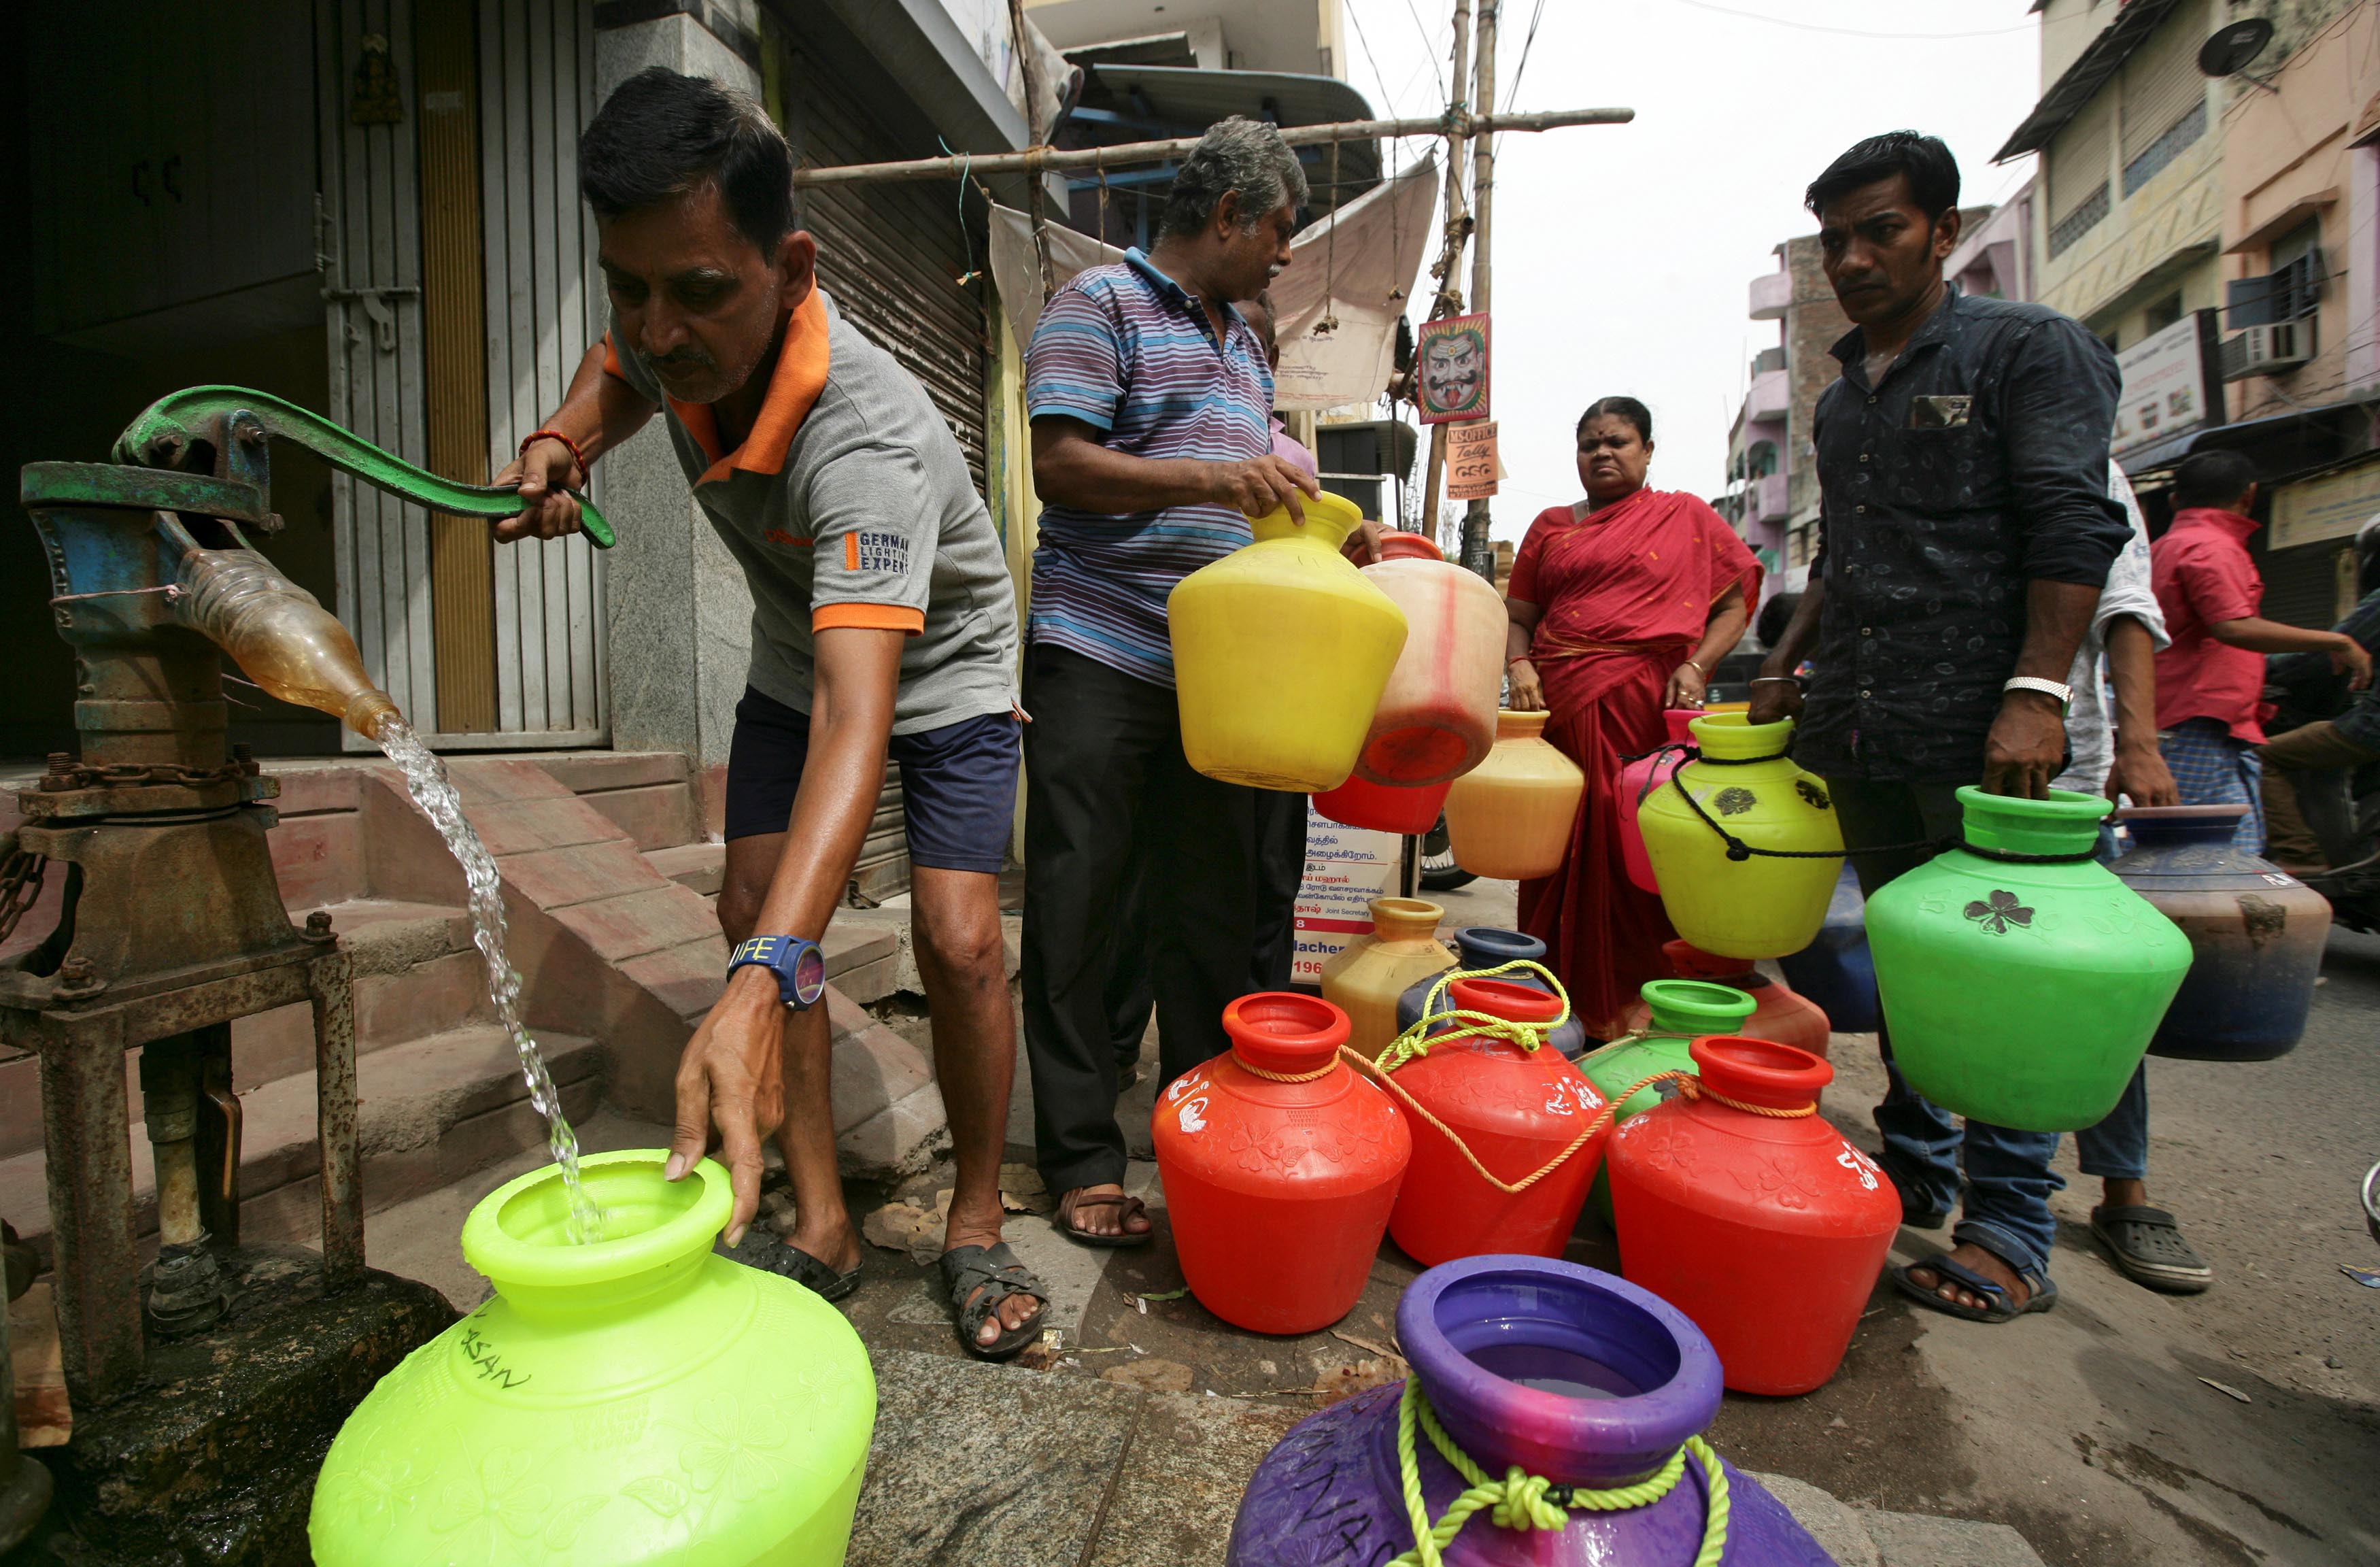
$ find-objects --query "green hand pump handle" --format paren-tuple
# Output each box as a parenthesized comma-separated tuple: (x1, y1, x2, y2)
(114, 385, 617, 549)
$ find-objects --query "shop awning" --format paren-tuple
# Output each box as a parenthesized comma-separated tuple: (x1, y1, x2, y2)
(1994, 0, 2186, 161)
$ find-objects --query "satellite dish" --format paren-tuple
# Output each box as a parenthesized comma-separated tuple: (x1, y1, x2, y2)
(2199, 18, 2274, 77)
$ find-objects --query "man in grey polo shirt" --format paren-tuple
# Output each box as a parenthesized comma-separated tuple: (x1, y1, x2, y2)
(498, 68, 1044, 1358)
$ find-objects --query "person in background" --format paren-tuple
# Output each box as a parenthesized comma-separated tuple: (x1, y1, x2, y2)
(1753, 131, 2132, 1325)
(2060, 465, 2204, 1293)
(2147, 450, 2370, 854)
(1503, 397, 1759, 1037)
(2258, 516, 2380, 870)
(496, 69, 1043, 1357)
(1021, 118, 1380, 1246)
(1754, 589, 1802, 664)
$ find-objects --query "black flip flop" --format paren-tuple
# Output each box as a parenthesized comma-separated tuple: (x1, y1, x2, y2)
(1056, 1189, 1153, 1249)
(2090, 1204, 2212, 1294)
(940, 1242, 1051, 1361)
(718, 1230, 864, 1302)
(1892, 1252, 2057, 1324)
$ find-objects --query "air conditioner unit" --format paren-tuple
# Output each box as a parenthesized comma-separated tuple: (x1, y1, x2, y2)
(2220, 320, 2310, 381)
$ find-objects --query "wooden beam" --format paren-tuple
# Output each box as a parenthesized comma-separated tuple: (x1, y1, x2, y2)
(787, 107, 1633, 188)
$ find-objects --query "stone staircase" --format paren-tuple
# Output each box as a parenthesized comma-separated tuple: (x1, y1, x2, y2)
(0, 749, 951, 1268)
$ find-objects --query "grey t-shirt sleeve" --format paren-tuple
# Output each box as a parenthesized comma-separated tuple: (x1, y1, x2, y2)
(800, 437, 938, 634)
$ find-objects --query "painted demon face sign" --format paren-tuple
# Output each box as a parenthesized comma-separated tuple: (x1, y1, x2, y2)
(1420, 328, 1485, 414)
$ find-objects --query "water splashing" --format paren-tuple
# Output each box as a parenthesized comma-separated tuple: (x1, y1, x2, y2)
(375, 718, 604, 1243)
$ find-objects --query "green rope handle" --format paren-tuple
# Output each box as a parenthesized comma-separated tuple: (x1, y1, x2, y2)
(1375, 959, 1574, 1076)
(1388, 1377, 1731, 1567)
(112, 385, 617, 549)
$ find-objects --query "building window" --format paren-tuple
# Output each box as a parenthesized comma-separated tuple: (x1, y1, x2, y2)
(1788, 524, 1814, 569)
(1746, 441, 1778, 479)
(2122, 98, 2205, 196)
(2050, 182, 2111, 258)
(2144, 292, 2184, 334)
(2228, 219, 2326, 329)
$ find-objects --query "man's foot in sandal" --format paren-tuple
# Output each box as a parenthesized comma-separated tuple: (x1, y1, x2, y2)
(943, 1206, 1047, 1357)
(721, 1230, 865, 1302)
(1894, 1242, 2057, 1324)
(2091, 1203, 2211, 1294)
(1055, 1183, 1153, 1247)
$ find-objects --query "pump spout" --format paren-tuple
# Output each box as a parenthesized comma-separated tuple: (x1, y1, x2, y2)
(173, 547, 401, 741)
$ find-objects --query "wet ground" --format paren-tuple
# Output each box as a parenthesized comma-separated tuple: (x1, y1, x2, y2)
(370, 876, 2380, 1566)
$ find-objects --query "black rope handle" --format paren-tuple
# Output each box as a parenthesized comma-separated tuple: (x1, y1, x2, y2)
(1652, 747, 2102, 866)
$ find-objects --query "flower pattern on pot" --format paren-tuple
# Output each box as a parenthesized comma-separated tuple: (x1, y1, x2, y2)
(1795, 777, 1831, 811)
(1713, 786, 1757, 817)
(1963, 889, 2033, 934)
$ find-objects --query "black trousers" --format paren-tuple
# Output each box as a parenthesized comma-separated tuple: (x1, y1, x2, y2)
(1022, 644, 1298, 1194)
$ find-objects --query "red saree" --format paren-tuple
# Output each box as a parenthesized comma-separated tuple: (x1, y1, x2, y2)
(1508, 488, 1762, 1037)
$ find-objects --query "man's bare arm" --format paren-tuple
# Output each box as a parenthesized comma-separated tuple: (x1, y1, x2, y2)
(1031, 416, 1317, 521)
(1747, 577, 1825, 724)
(492, 341, 660, 541)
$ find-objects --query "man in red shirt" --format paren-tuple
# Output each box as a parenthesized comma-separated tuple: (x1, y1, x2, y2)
(2150, 450, 2370, 852)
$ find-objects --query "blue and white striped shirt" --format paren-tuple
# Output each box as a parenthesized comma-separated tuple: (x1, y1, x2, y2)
(1025, 250, 1274, 688)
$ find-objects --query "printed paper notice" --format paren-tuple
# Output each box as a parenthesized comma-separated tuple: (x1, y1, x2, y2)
(1446, 420, 1499, 500)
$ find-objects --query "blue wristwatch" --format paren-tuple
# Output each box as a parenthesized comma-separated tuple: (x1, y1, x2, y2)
(727, 935, 827, 1009)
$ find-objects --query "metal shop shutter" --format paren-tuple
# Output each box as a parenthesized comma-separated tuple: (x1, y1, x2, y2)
(773, 35, 995, 896)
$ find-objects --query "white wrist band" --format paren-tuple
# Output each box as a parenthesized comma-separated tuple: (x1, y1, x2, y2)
(2003, 676, 2073, 711)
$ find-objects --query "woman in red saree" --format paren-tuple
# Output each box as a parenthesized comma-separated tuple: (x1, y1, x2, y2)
(1505, 397, 1761, 1037)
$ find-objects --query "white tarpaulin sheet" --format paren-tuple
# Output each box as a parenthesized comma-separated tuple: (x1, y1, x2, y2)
(988, 154, 1438, 410)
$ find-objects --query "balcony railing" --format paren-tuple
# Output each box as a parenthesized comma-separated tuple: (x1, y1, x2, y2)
(1744, 368, 1790, 426)
(1751, 471, 1789, 522)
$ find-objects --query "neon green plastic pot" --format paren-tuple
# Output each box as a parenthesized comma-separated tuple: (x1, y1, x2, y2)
(1865, 788, 2191, 1132)
(1579, 979, 1758, 1222)
(309, 1150, 876, 1566)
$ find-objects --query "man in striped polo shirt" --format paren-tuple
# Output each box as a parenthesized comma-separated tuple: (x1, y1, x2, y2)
(1021, 118, 1376, 1244)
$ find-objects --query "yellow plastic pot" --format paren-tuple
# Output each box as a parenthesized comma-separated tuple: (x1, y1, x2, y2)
(1320, 896, 1456, 1057)
(1169, 491, 1408, 790)
(1442, 709, 1586, 880)
(1637, 713, 1843, 960)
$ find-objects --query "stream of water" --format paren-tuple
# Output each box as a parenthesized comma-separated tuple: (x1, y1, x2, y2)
(376, 718, 605, 1243)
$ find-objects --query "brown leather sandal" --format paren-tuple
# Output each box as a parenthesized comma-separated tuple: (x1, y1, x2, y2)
(1056, 1187, 1153, 1249)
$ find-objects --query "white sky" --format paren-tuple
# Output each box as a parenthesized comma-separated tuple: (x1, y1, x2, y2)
(1336, 0, 2046, 541)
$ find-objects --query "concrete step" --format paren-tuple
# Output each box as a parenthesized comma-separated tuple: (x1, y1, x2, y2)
(0, 1023, 602, 1264)
(644, 841, 724, 896)
(0, 897, 481, 1163)
(528, 752, 704, 851)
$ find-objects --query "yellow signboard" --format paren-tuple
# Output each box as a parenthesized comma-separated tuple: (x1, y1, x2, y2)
(2272, 459, 2380, 550)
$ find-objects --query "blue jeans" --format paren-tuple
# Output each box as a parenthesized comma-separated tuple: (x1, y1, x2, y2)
(1829, 778, 2064, 1279)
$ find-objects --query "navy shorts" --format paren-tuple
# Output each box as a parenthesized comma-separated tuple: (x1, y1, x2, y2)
(724, 686, 1019, 873)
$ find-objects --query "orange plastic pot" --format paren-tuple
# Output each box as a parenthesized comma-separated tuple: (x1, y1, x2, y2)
(1442, 709, 1584, 880)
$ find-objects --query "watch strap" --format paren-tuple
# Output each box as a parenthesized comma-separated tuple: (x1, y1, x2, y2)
(728, 934, 826, 1009)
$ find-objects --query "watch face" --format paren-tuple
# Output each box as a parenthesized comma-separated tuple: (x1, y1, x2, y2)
(792, 944, 827, 1007)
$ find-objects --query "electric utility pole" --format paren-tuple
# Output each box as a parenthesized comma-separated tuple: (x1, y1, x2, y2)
(1459, 1, 1500, 582)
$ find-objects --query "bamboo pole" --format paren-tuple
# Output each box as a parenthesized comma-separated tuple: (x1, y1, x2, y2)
(1419, 0, 1476, 547)
(786, 105, 1631, 187)
(1007, 0, 1055, 299)
(1459, 1, 1500, 582)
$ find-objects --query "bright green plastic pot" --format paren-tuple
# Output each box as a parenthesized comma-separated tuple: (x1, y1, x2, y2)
(1578, 979, 1758, 1223)
(309, 1150, 876, 1566)
(1865, 788, 2190, 1132)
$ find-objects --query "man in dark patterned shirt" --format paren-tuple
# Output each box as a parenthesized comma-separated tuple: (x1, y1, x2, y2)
(1754, 133, 2131, 1326)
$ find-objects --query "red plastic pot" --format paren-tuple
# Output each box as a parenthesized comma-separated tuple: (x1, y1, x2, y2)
(1313, 773, 1455, 835)
(1608, 1036, 1899, 1395)
(1384, 977, 1609, 1266)
(1152, 993, 1411, 1334)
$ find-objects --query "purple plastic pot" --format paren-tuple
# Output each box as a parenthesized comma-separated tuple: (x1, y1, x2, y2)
(1226, 1256, 1831, 1565)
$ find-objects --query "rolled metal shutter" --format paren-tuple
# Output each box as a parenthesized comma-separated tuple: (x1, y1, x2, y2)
(772, 30, 994, 898)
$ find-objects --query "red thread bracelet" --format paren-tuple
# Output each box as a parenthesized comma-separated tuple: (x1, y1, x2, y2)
(520, 428, 588, 482)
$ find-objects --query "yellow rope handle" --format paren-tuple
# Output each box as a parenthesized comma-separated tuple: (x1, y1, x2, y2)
(1376, 960, 1574, 1075)
(1344, 1049, 1635, 1195)
(1237, 1058, 1338, 1084)
(1385, 1377, 1732, 1567)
